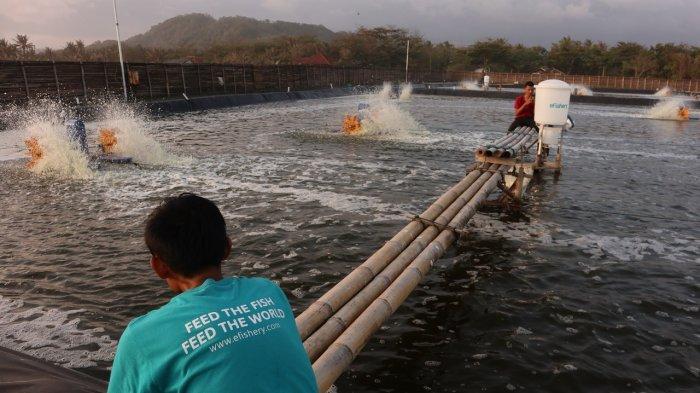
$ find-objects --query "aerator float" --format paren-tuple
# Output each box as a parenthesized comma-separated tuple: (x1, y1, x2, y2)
(25, 119, 133, 168)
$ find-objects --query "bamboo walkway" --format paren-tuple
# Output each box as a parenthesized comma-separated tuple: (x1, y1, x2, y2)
(297, 128, 540, 391)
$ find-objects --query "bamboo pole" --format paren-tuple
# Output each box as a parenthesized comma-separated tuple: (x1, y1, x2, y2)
(511, 128, 537, 149)
(502, 129, 538, 157)
(492, 130, 532, 157)
(79, 62, 88, 99)
(500, 127, 530, 144)
(303, 164, 499, 361)
(197, 64, 202, 94)
(164, 64, 170, 97)
(484, 133, 522, 157)
(295, 166, 487, 340)
(476, 127, 522, 155)
(103, 62, 109, 91)
(483, 128, 528, 156)
(496, 128, 537, 158)
(146, 64, 153, 99)
(53, 61, 61, 99)
(505, 128, 535, 148)
(481, 128, 525, 156)
(491, 128, 520, 146)
(312, 166, 507, 392)
(221, 67, 227, 93)
(20, 62, 30, 99)
(210, 65, 215, 93)
(181, 64, 186, 94)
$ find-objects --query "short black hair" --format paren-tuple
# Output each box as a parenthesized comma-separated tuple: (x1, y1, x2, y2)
(524, 81, 535, 87)
(145, 193, 228, 277)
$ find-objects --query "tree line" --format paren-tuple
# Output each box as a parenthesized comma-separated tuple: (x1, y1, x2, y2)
(2, 28, 698, 79)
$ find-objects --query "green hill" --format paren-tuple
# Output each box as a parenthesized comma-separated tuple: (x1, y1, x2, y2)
(124, 13, 337, 49)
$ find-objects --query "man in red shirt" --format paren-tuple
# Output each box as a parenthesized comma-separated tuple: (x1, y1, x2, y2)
(508, 81, 538, 131)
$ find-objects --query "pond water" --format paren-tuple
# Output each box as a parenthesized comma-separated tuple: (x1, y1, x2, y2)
(0, 91, 698, 392)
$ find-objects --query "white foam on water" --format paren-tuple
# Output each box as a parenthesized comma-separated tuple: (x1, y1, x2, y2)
(377, 82, 394, 101)
(0, 127, 30, 161)
(271, 221, 299, 232)
(5, 100, 93, 179)
(94, 99, 186, 166)
(0, 295, 116, 368)
(569, 107, 646, 119)
(459, 80, 481, 90)
(399, 83, 413, 101)
(654, 86, 673, 97)
(296, 93, 472, 148)
(566, 234, 667, 262)
(359, 102, 429, 139)
(93, 154, 408, 223)
(208, 96, 356, 124)
(214, 177, 405, 222)
(302, 156, 398, 174)
(645, 97, 691, 121)
(564, 145, 697, 160)
(347, 90, 444, 146)
(0, 98, 183, 178)
(29, 124, 93, 179)
(468, 215, 699, 264)
(570, 84, 593, 96)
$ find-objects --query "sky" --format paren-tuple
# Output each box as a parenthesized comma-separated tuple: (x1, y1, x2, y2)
(1, 0, 698, 49)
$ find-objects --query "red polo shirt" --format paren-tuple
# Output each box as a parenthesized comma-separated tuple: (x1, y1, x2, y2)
(514, 95, 534, 118)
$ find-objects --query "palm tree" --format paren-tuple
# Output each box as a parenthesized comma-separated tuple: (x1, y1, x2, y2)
(0, 38, 18, 59)
(75, 40, 86, 56)
(41, 47, 56, 60)
(13, 34, 35, 59)
(63, 41, 77, 60)
(63, 40, 87, 61)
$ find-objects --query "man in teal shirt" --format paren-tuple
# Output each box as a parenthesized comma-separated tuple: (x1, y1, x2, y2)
(108, 193, 317, 392)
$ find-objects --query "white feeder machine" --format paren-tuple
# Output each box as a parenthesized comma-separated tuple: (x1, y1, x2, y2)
(473, 79, 574, 204)
(534, 79, 572, 171)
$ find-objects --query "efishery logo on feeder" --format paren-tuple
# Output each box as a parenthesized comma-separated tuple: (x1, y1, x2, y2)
(549, 103, 568, 109)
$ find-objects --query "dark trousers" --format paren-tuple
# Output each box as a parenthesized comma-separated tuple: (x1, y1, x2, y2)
(508, 117, 538, 131)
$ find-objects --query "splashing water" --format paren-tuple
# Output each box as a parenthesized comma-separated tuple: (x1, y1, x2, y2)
(654, 86, 673, 97)
(5, 99, 93, 179)
(353, 88, 430, 141)
(95, 100, 183, 166)
(359, 103, 426, 137)
(377, 82, 395, 101)
(570, 84, 593, 96)
(399, 83, 413, 101)
(1, 98, 183, 178)
(459, 80, 481, 90)
(645, 98, 691, 120)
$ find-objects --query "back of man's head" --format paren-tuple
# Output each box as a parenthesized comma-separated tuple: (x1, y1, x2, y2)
(524, 81, 534, 87)
(145, 193, 228, 277)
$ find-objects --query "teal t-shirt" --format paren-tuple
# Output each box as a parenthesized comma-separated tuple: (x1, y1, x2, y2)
(108, 277, 317, 393)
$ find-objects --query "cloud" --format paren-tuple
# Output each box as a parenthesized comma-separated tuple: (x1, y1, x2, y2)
(0, 0, 698, 48)
(0, 0, 84, 23)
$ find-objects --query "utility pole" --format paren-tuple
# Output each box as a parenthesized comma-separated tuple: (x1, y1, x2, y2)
(405, 40, 410, 83)
(112, 0, 128, 100)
